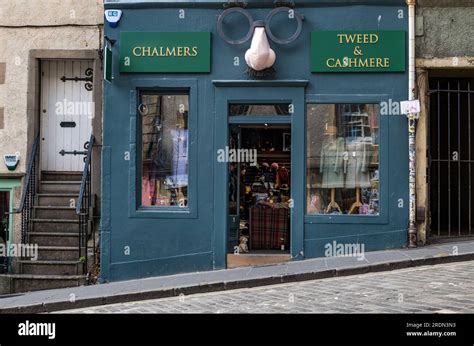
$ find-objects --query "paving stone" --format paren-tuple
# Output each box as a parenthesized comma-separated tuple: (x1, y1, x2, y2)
(60, 261, 474, 314)
(2, 240, 474, 314)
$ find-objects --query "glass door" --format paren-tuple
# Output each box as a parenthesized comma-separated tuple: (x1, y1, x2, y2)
(228, 126, 241, 254)
(226, 104, 293, 268)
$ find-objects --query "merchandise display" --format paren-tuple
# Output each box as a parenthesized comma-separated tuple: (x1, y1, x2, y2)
(344, 139, 373, 189)
(141, 94, 189, 207)
(307, 104, 380, 215)
(228, 125, 291, 253)
(250, 203, 289, 250)
(319, 136, 345, 188)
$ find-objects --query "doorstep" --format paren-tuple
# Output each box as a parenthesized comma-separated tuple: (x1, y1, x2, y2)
(0, 240, 473, 314)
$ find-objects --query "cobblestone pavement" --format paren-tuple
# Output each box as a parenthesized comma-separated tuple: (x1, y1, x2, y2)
(61, 261, 474, 313)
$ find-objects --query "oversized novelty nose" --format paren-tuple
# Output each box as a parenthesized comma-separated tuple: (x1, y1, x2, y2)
(245, 27, 276, 71)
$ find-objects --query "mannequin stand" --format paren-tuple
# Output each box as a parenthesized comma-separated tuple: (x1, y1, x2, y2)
(349, 188, 363, 214)
(325, 188, 342, 213)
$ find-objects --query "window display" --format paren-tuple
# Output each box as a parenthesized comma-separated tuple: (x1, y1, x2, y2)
(140, 93, 189, 207)
(307, 104, 380, 215)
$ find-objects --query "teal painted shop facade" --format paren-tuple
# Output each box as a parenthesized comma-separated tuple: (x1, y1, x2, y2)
(101, 0, 409, 282)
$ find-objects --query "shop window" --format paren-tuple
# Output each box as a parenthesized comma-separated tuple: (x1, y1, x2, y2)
(140, 92, 189, 208)
(306, 104, 380, 215)
(229, 104, 291, 116)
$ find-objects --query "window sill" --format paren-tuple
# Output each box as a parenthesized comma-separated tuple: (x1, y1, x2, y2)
(129, 207, 197, 219)
(304, 213, 389, 225)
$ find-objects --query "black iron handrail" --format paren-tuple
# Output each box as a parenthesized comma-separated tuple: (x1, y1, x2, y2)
(15, 134, 41, 245)
(76, 135, 95, 278)
(16, 134, 40, 214)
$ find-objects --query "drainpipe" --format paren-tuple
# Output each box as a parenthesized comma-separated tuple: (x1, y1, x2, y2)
(407, 0, 417, 247)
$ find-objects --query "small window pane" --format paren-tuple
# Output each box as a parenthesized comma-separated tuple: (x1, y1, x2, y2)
(306, 104, 380, 215)
(229, 104, 290, 116)
(0, 191, 9, 273)
(140, 93, 189, 208)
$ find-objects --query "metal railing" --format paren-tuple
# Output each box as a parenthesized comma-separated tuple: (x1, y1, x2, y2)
(0, 213, 8, 274)
(16, 134, 41, 244)
(76, 135, 95, 277)
(1, 134, 41, 274)
(428, 78, 474, 238)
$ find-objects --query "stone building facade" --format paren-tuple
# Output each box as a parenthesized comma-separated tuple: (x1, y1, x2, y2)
(415, 0, 474, 243)
(0, 0, 103, 292)
(0, 0, 473, 291)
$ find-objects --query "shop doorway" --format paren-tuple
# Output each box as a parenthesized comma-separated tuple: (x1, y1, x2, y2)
(40, 59, 93, 172)
(226, 106, 292, 268)
(214, 83, 306, 270)
(429, 77, 474, 238)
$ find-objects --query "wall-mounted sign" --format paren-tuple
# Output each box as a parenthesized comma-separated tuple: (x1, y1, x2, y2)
(120, 32, 211, 73)
(401, 100, 421, 115)
(311, 30, 406, 73)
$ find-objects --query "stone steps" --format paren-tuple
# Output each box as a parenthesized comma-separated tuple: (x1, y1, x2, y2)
(35, 246, 82, 261)
(1, 173, 92, 294)
(31, 219, 80, 233)
(33, 206, 78, 219)
(20, 260, 83, 276)
(3, 274, 86, 293)
(37, 193, 78, 207)
(39, 181, 81, 193)
(41, 171, 83, 182)
(29, 232, 79, 247)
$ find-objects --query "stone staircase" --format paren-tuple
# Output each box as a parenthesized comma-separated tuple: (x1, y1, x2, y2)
(8, 172, 87, 293)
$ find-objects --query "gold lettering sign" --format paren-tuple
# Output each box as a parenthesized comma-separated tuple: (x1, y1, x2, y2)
(132, 46, 199, 57)
(325, 34, 390, 70)
(337, 33, 379, 44)
(312, 30, 405, 73)
(326, 57, 391, 68)
(121, 32, 211, 73)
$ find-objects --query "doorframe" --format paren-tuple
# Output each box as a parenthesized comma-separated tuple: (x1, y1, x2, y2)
(30, 51, 102, 209)
(415, 61, 474, 244)
(212, 80, 308, 269)
(426, 72, 474, 240)
(39, 58, 95, 173)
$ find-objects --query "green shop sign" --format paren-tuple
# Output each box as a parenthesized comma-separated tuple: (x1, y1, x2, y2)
(311, 30, 406, 72)
(120, 32, 211, 73)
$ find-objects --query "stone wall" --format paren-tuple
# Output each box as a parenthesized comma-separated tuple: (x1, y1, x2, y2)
(0, 0, 103, 174)
(415, 0, 474, 243)
(416, 2, 474, 59)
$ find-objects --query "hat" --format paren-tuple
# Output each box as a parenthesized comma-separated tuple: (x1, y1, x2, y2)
(271, 162, 279, 170)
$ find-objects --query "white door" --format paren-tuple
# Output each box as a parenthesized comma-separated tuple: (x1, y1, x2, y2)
(40, 60, 94, 172)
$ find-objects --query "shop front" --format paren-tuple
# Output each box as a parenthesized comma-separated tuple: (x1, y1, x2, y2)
(101, 0, 409, 282)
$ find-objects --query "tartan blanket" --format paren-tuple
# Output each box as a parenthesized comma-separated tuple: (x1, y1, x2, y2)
(250, 206, 290, 250)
